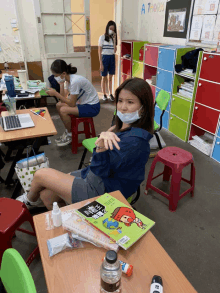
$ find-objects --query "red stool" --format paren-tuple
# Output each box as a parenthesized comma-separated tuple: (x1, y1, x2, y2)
(145, 147, 195, 212)
(0, 198, 39, 267)
(70, 115, 96, 154)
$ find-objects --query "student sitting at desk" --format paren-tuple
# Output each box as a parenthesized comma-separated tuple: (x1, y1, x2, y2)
(16, 78, 154, 210)
(46, 59, 100, 147)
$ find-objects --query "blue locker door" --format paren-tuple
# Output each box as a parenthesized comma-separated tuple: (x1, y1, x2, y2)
(156, 69, 173, 93)
(158, 48, 175, 71)
(154, 106, 169, 129)
(212, 137, 220, 163)
(217, 123, 220, 138)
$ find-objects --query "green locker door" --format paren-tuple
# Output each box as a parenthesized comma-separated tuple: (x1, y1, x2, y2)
(169, 114, 188, 141)
(170, 95, 191, 122)
(132, 61, 143, 78)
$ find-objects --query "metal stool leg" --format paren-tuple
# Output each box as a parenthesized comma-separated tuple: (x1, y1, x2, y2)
(78, 149, 88, 170)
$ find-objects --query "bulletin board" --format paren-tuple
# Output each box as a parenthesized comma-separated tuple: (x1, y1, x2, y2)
(163, 0, 193, 38)
(189, 0, 220, 44)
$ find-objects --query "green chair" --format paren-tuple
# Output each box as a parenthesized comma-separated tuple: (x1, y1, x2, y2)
(153, 89, 170, 149)
(0, 248, 36, 293)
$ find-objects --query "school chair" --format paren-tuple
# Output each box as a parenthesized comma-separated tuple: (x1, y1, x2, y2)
(145, 146, 195, 212)
(0, 248, 36, 293)
(70, 116, 96, 154)
(0, 198, 39, 267)
(153, 89, 170, 150)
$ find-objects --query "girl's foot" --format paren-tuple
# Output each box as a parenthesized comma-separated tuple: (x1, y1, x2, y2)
(109, 94, 115, 102)
(16, 192, 45, 209)
(102, 94, 108, 101)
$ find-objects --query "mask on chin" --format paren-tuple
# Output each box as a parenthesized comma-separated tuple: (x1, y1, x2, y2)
(117, 106, 143, 124)
(54, 75, 65, 83)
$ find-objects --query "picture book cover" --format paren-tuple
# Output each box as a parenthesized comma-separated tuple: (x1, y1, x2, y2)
(76, 193, 155, 250)
(32, 109, 46, 117)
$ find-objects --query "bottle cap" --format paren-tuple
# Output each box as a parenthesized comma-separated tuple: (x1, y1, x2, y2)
(126, 265, 133, 277)
(106, 250, 117, 264)
(53, 202, 59, 211)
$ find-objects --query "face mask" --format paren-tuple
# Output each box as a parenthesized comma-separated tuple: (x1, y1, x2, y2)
(54, 75, 65, 83)
(109, 29, 114, 35)
(117, 106, 143, 124)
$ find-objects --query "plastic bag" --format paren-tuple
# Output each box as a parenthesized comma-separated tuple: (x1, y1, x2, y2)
(47, 232, 84, 257)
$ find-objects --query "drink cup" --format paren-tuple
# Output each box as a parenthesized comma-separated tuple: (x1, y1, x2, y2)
(17, 70, 28, 90)
(4, 97, 16, 116)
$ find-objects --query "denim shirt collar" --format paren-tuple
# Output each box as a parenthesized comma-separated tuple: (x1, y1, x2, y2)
(116, 127, 153, 142)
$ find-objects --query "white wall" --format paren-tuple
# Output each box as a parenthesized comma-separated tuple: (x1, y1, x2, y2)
(122, 0, 187, 45)
(16, 0, 41, 61)
(0, 0, 23, 63)
(121, 0, 139, 40)
(0, 0, 41, 64)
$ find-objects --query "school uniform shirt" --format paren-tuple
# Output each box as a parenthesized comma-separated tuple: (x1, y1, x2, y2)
(98, 34, 114, 55)
(64, 74, 99, 105)
(81, 127, 153, 199)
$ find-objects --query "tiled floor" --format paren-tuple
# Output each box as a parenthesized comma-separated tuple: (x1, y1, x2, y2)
(0, 81, 220, 292)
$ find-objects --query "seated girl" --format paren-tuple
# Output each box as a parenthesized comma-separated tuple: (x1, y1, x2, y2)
(46, 59, 100, 147)
(17, 78, 154, 210)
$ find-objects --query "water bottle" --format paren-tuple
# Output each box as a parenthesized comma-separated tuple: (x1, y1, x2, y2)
(52, 202, 62, 227)
(5, 75, 16, 97)
(100, 250, 122, 293)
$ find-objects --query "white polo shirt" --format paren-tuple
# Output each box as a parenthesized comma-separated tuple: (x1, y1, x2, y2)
(64, 74, 99, 105)
(98, 34, 114, 55)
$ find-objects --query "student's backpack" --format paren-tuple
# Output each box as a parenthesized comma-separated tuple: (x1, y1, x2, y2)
(48, 75, 60, 93)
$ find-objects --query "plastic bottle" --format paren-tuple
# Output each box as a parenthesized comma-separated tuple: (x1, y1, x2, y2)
(52, 202, 62, 227)
(100, 250, 122, 293)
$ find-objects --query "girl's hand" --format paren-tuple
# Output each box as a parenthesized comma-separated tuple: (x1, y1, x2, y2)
(100, 64, 104, 72)
(96, 131, 120, 150)
(46, 88, 57, 96)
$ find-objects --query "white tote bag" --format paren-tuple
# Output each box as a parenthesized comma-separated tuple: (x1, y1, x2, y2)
(15, 148, 49, 192)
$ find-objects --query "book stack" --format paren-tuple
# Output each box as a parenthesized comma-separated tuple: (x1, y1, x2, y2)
(178, 81, 194, 99)
(189, 134, 213, 156)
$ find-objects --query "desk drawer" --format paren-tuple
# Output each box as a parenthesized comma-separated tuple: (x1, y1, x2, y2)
(156, 69, 173, 93)
(171, 95, 191, 122)
(192, 102, 220, 134)
(196, 79, 220, 110)
(200, 53, 220, 83)
(144, 45, 158, 67)
(169, 114, 188, 141)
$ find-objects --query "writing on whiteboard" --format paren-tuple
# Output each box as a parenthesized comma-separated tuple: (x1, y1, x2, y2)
(143, 2, 165, 13)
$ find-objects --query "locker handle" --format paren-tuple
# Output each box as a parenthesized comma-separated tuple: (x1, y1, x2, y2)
(159, 51, 161, 54)
(173, 98, 175, 101)
(217, 142, 220, 145)
(170, 117, 173, 120)
(199, 83, 202, 86)
(158, 71, 160, 74)
(204, 57, 207, 61)
(195, 106, 198, 109)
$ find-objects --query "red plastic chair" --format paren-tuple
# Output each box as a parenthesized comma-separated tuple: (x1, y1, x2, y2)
(70, 115, 96, 154)
(145, 147, 195, 211)
(0, 198, 39, 267)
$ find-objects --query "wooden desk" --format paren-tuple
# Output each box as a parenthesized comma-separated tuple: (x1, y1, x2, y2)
(33, 191, 197, 293)
(0, 107, 57, 143)
(0, 69, 19, 78)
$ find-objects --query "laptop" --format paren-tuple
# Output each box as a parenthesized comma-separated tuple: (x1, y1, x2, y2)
(0, 113, 35, 131)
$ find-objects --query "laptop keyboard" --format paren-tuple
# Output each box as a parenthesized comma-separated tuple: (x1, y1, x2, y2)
(4, 115, 22, 129)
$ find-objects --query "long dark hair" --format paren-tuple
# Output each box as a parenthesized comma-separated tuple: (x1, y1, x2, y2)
(114, 78, 154, 134)
(105, 20, 117, 46)
(51, 59, 77, 75)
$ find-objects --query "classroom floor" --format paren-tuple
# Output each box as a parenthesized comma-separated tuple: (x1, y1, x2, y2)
(0, 81, 220, 293)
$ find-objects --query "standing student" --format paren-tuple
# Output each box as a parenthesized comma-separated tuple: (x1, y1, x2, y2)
(98, 20, 117, 102)
(46, 59, 100, 147)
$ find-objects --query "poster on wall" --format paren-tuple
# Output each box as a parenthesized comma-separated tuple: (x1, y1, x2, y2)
(190, 15, 204, 40)
(167, 9, 186, 32)
(201, 15, 216, 40)
(204, 0, 219, 14)
(193, 0, 206, 15)
(213, 15, 220, 40)
(163, 0, 192, 38)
